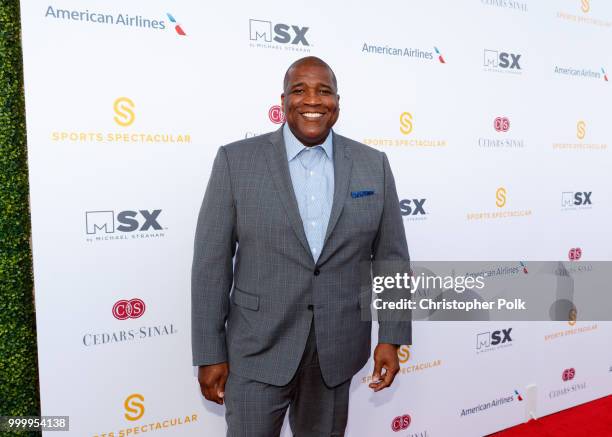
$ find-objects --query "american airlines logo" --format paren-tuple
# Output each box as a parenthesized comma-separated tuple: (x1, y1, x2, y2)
(85, 209, 166, 242)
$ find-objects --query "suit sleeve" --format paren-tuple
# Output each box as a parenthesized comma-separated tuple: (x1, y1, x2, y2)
(191, 146, 237, 366)
(372, 152, 412, 346)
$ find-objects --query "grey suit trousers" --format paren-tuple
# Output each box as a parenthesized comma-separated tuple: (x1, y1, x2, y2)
(225, 316, 350, 437)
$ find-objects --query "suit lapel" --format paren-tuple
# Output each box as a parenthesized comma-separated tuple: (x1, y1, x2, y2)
(265, 127, 315, 263)
(319, 132, 353, 264)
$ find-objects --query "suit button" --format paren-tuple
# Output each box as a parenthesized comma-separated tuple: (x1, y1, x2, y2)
(307, 304, 314, 310)
(314, 268, 320, 276)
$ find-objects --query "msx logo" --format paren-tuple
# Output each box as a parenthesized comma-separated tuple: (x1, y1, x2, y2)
(484, 50, 521, 69)
(400, 199, 426, 216)
(477, 328, 513, 350)
(86, 210, 162, 234)
(249, 19, 309, 45)
(562, 191, 592, 207)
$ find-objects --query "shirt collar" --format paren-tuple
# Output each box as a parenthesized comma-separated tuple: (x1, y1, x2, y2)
(283, 123, 334, 162)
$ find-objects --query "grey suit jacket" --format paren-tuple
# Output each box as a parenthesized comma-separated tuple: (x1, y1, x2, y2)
(191, 126, 411, 387)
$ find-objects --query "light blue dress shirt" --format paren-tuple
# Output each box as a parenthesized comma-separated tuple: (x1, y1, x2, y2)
(283, 123, 334, 262)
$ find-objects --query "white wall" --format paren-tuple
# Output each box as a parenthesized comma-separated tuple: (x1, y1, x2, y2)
(20, 0, 612, 436)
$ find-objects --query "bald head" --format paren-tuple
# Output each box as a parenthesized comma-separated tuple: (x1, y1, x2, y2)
(283, 56, 337, 92)
(280, 56, 340, 147)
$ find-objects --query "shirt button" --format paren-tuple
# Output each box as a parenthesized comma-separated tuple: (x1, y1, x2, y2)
(311, 196, 315, 201)
(314, 268, 320, 276)
(310, 171, 314, 176)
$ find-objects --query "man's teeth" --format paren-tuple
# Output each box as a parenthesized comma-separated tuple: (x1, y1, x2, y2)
(302, 112, 323, 119)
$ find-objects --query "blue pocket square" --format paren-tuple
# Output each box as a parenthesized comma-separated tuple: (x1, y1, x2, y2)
(351, 190, 375, 198)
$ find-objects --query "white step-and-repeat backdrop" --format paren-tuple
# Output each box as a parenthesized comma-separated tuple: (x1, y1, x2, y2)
(20, 0, 612, 436)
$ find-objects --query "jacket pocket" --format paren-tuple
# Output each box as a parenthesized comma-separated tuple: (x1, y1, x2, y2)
(232, 287, 260, 311)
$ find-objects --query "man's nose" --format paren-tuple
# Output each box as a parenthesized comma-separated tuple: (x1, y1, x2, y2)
(302, 89, 322, 105)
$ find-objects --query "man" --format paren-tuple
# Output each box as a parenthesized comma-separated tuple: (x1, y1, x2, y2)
(192, 56, 410, 436)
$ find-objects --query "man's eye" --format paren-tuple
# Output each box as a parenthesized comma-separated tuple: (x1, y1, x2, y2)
(293, 89, 304, 94)
(319, 89, 331, 95)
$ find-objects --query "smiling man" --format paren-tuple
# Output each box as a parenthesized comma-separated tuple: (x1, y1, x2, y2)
(192, 56, 411, 436)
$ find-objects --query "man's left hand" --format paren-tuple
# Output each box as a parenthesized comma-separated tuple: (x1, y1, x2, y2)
(369, 343, 400, 392)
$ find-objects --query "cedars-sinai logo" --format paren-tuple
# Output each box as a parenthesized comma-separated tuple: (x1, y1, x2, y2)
(112, 298, 146, 320)
(562, 368, 576, 381)
(391, 414, 411, 432)
(568, 247, 582, 261)
(269, 105, 286, 124)
(494, 117, 510, 132)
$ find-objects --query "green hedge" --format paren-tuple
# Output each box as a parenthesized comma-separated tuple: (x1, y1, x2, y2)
(0, 1, 40, 435)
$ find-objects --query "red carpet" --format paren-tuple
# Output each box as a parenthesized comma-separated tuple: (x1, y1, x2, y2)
(489, 395, 612, 437)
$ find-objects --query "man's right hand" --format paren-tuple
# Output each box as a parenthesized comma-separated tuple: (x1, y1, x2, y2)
(198, 362, 229, 405)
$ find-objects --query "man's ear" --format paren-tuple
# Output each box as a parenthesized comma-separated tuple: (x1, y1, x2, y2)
(281, 93, 285, 110)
